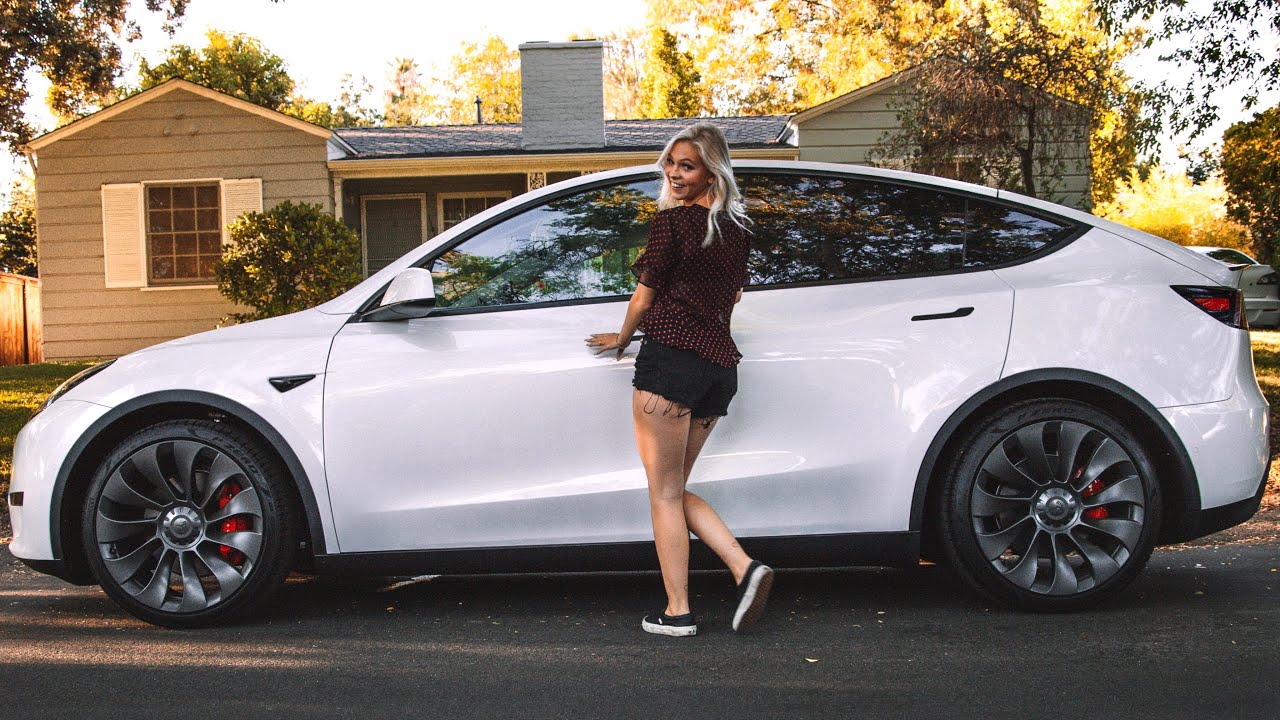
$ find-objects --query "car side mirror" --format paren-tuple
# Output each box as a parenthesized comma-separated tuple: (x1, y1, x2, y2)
(359, 268, 437, 322)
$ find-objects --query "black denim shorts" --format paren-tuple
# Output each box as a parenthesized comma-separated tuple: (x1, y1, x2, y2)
(632, 338, 738, 419)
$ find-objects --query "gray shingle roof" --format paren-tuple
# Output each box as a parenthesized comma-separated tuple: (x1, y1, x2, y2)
(333, 115, 792, 159)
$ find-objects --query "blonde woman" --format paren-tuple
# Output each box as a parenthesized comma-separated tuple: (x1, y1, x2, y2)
(587, 123, 772, 636)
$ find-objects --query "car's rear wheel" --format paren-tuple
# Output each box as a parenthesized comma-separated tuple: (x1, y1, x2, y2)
(940, 399, 1162, 610)
(81, 419, 297, 627)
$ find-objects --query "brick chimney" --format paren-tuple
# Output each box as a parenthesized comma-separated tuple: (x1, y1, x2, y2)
(519, 40, 605, 150)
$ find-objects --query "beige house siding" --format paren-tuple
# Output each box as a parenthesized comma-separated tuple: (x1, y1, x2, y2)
(34, 88, 332, 360)
(794, 85, 1092, 210)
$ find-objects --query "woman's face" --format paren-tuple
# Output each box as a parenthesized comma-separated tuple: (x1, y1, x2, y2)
(664, 140, 716, 206)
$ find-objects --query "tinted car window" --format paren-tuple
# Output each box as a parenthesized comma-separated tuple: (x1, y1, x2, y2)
(738, 173, 1076, 286)
(430, 180, 659, 308)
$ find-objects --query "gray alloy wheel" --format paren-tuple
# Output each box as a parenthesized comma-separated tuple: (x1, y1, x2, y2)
(82, 419, 296, 627)
(940, 399, 1162, 610)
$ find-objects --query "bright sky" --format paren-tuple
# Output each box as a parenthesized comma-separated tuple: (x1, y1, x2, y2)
(3, 0, 1276, 199)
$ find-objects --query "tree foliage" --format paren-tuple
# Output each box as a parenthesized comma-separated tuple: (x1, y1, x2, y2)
(1095, 166, 1251, 251)
(640, 28, 707, 118)
(601, 29, 647, 119)
(138, 29, 294, 108)
(0, 176, 38, 277)
(133, 29, 379, 129)
(647, 0, 944, 114)
(216, 202, 362, 322)
(1220, 104, 1280, 263)
(421, 37, 523, 125)
(878, 0, 1146, 206)
(1, 0, 196, 151)
(1097, 0, 1280, 138)
(383, 57, 427, 126)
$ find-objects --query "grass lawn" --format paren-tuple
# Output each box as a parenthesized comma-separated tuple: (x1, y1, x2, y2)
(4, 335, 1280, 537)
(0, 362, 95, 523)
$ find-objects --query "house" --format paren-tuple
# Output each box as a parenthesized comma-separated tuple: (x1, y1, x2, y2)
(22, 40, 1090, 360)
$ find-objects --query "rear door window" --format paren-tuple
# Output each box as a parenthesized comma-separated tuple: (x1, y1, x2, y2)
(738, 172, 1078, 288)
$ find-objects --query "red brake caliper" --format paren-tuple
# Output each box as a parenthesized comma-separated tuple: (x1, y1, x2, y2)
(216, 483, 249, 565)
(1081, 478, 1109, 519)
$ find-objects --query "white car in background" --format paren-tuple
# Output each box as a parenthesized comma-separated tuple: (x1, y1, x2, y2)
(8, 162, 1271, 627)
(1188, 246, 1280, 328)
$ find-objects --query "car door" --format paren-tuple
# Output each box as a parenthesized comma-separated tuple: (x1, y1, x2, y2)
(324, 178, 666, 552)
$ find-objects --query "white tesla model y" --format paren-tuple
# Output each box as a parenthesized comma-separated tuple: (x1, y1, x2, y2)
(9, 162, 1270, 626)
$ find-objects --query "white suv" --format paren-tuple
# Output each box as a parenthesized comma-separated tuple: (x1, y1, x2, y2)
(9, 162, 1270, 627)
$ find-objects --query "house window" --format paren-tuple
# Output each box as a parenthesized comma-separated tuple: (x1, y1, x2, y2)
(438, 192, 510, 233)
(146, 183, 222, 284)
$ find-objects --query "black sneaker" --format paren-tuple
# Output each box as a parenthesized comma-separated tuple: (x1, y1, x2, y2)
(641, 612, 698, 637)
(732, 561, 774, 633)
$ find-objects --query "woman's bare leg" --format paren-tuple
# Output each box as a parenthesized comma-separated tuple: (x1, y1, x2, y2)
(633, 389, 695, 616)
(680, 417, 753, 584)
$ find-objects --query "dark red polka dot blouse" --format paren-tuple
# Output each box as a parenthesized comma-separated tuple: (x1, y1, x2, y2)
(630, 204, 750, 368)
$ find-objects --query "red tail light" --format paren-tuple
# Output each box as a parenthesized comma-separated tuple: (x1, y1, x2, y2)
(1171, 286, 1247, 328)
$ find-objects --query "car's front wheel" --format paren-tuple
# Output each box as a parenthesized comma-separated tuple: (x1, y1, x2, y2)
(81, 419, 297, 627)
(940, 399, 1162, 610)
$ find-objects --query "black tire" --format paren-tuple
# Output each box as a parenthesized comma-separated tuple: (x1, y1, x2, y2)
(939, 399, 1162, 611)
(80, 419, 297, 627)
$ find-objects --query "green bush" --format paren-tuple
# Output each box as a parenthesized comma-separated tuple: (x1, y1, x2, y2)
(216, 201, 362, 322)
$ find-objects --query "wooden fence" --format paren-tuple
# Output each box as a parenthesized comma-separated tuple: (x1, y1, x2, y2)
(1, 272, 42, 366)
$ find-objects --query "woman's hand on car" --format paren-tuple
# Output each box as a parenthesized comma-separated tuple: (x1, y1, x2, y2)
(586, 333, 631, 360)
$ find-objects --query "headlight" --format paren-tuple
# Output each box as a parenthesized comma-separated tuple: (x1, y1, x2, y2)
(33, 360, 117, 417)
(1258, 272, 1278, 285)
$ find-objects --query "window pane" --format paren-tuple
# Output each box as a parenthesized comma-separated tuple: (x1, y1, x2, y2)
(150, 234, 174, 256)
(737, 173, 1072, 286)
(430, 181, 659, 308)
(151, 256, 174, 279)
(175, 256, 199, 279)
(174, 234, 198, 254)
(198, 256, 219, 277)
(148, 187, 171, 210)
(739, 174, 967, 285)
(198, 233, 221, 254)
(964, 203, 1068, 267)
(173, 210, 195, 232)
(197, 208, 220, 231)
(149, 211, 172, 233)
(171, 186, 195, 209)
(196, 185, 219, 208)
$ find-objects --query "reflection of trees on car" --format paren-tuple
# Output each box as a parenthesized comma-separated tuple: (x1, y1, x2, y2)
(432, 183, 658, 308)
(742, 173, 1066, 286)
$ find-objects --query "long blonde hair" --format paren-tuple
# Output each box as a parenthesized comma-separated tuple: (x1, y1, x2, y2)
(656, 122, 749, 247)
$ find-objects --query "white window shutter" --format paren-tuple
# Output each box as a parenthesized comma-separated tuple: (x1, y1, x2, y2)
(101, 183, 145, 288)
(220, 178, 263, 244)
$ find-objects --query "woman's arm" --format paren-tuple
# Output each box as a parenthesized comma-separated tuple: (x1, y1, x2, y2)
(586, 283, 658, 360)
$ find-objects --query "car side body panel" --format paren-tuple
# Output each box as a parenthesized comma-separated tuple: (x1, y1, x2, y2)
(996, 228, 1244, 408)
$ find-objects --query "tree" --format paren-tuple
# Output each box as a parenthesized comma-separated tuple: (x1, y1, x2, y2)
(0, 176, 38, 277)
(421, 37, 522, 125)
(639, 28, 707, 118)
(1094, 167, 1251, 251)
(132, 30, 379, 129)
(1097, 0, 1280, 138)
(384, 58, 427, 126)
(2, 1, 193, 151)
(647, 0, 944, 114)
(286, 75, 383, 128)
(601, 29, 647, 119)
(216, 202, 362, 322)
(1220, 104, 1280, 263)
(138, 29, 294, 108)
(875, 0, 1146, 205)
